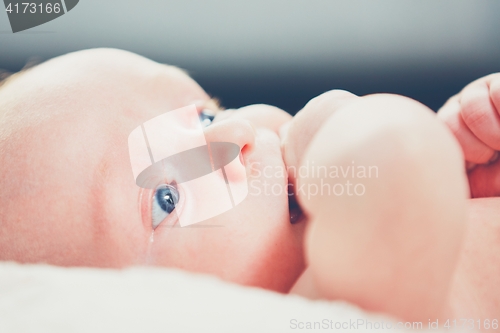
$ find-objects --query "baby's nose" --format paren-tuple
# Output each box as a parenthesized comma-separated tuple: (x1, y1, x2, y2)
(203, 118, 255, 154)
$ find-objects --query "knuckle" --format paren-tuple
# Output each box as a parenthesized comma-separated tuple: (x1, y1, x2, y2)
(304, 89, 355, 110)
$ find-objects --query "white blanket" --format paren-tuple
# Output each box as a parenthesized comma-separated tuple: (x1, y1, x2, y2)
(0, 262, 448, 332)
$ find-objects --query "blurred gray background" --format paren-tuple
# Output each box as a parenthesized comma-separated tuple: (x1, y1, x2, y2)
(1, 0, 499, 114)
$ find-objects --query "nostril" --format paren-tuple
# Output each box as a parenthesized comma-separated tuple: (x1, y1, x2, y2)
(204, 117, 256, 153)
(237, 120, 256, 155)
(240, 144, 253, 166)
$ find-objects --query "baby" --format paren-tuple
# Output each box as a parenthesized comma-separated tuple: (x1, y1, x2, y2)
(0, 49, 498, 325)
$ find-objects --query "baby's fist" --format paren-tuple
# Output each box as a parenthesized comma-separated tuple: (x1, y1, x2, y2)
(438, 73, 500, 197)
(281, 90, 358, 186)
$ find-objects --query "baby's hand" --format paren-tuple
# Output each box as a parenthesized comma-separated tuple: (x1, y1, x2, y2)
(438, 73, 500, 198)
(281, 90, 358, 185)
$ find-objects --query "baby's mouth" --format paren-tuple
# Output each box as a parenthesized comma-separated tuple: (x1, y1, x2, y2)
(213, 108, 301, 224)
(279, 122, 304, 224)
(287, 180, 305, 224)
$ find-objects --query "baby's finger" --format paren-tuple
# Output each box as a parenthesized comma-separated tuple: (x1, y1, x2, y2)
(438, 96, 496, 164)
(468, 161, 500, 198)
(490, 75, 500, 124)
(460, 80, 500, 151)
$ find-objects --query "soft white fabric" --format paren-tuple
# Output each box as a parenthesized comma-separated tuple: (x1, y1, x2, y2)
(0, 262, 445, 333)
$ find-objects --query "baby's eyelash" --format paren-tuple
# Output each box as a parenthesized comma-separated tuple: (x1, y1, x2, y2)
(198, 97, 224, 127)
(197, 98, 224, 114)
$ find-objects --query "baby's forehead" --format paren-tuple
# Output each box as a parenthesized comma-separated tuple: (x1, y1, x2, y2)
(0, 48, 211, 253)
(2, 48, 200, 98)
(0, 51, 209, 190)
(1, 49, 208, 131)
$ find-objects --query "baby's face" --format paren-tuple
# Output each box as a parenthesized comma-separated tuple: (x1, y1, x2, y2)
(0, 49, 305, 292)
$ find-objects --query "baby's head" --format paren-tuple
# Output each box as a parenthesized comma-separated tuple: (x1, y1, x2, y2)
(0, 48, 305, 292)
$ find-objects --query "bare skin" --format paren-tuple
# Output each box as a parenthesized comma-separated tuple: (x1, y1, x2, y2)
(287, 77, 500, 324)
(0, 48, 305, 293)
(285, 93, 468, 322)
(437, 74, 500, 323)
(0, 48, 498, 325)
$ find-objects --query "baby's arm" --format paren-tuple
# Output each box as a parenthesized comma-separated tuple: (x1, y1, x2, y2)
(437, 74, 500, 321)
(285, 92, 469, 322)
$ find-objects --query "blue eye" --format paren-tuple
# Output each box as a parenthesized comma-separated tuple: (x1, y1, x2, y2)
(151, 184, 179, 229)
(199, 109, 215, 127)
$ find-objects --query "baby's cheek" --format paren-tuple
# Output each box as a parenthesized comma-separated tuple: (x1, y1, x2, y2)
(149, 181, 305, 292)
(148, 127, 305, 292)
